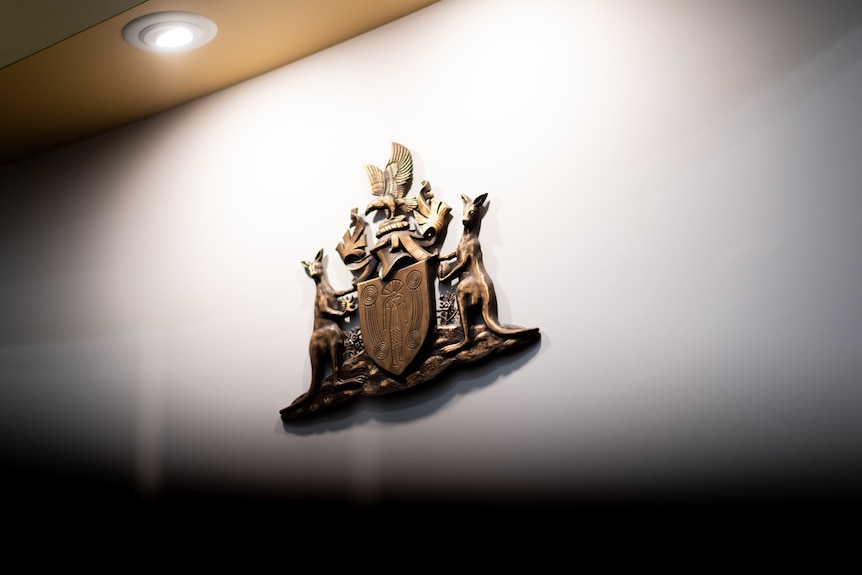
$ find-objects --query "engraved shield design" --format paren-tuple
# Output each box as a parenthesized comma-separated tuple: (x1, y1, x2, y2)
(358, 260, 435, 376)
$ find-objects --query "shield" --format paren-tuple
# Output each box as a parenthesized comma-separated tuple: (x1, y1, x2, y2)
(358, 259, 435, 376)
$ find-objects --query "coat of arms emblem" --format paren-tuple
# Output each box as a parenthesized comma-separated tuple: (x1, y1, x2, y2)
(281, 143, 540, 421)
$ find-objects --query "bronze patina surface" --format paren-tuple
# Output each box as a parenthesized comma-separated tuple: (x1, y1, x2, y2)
(281, 143, 539, 421)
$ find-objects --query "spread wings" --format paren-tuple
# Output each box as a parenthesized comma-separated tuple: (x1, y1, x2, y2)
(364, 142, 414, 199)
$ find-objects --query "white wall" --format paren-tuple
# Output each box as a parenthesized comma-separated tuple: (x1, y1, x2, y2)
(2, 0, 862, 508)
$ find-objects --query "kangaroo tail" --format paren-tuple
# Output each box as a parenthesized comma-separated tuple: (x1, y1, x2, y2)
(482, 312, 540, 338)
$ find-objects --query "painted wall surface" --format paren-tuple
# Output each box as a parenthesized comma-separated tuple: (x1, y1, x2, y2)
(2, 0, 862, 508)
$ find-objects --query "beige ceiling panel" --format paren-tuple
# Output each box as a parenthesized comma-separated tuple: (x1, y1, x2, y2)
(0, 0, 439, 166)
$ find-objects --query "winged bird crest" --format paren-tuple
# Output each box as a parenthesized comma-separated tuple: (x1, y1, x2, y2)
(364, 142, 418, 219)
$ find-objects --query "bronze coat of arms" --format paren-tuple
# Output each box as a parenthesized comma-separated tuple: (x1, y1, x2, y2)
(281, 143, 540, 421)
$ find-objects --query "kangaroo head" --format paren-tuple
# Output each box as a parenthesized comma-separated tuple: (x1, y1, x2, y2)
(301, 248, 325, 281)
(460, 193, 488, 227)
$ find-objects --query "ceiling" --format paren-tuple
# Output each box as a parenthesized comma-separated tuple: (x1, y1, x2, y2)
(0, 0, 439, 167)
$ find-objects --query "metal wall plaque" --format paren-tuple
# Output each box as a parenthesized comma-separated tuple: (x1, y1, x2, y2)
(281, 143, 540, 421)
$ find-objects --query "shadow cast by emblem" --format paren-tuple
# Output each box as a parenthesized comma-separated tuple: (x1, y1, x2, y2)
(363, 335, 542, 424)
(279, 335, 542, 434)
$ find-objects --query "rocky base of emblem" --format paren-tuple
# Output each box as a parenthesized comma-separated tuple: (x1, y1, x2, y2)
(280, 324, 540, 422)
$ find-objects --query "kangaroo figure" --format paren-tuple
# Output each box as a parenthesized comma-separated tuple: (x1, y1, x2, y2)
(438, 193, 539, 355)
(293, 249, 365, 407)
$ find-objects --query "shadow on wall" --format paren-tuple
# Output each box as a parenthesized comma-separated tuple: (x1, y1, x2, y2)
(279, 336, 543, 435)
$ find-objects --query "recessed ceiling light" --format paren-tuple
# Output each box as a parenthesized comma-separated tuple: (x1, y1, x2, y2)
(122, 12, 217, 53)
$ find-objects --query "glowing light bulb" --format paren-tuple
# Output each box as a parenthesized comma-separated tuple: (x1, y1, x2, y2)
(154, 27, 195, 48)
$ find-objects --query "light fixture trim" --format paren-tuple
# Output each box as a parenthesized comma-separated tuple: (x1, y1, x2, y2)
(122, 11, 217, 53)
